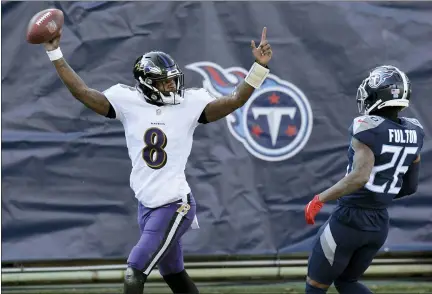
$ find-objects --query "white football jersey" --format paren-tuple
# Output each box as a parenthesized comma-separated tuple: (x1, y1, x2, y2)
(103, 84, 215, 208)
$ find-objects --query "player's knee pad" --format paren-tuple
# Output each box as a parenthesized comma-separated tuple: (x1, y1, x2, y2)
(163, 269, 199, 294)
(124, 267, 147, 294)
(334, 279, 373, 294)
(305, 281, 328, 294)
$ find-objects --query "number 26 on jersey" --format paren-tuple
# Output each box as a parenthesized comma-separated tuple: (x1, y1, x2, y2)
(367, 145, 418, 194)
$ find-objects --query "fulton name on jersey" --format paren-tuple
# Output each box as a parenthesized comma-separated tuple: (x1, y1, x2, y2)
(388, 129, 417, 144)
(103, 84, 215, 208)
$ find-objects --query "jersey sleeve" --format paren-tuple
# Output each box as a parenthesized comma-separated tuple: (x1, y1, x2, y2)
(416, 124, 425, 157)
(418, 128, 425, 156)
(349, 115, 384, 155)
(102, 84, 128, 122)
(187, 88, 217, 128)
(403, 117, 425, 156)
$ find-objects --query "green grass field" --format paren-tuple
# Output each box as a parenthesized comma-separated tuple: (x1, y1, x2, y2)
(3, 281, 432, 294)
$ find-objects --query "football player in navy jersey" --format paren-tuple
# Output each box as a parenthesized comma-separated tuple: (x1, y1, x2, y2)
(304, 65, 424, 294)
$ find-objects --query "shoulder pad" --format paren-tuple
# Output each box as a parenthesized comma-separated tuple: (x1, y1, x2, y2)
(184, 88, 201, 96)
(118, 83, 137, 92)
(185, 87, 212, 95)
(352, 115, 384, 135)
(185, 87, 201, 91)
(402, 117, 424, 129)
(185, 87, 217, 100)
(104, 83, 136, 93)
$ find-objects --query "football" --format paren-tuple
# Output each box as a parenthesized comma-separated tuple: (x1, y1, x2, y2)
(26, 8, 64, 44)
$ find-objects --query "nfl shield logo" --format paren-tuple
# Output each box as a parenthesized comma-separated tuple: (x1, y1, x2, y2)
(46, 20, 57, 34)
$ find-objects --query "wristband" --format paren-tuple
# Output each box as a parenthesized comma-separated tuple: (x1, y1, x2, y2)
(244, 62, 270, 89)
(46, 47, 63, 61)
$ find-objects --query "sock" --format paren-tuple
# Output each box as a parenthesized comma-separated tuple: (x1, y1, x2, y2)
(163, 269, 199, 294)
(306, 282, 328, 294)
(334, 280, 373, 294)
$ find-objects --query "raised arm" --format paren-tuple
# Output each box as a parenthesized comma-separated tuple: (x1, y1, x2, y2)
(202, 27, 273, 123)
(43, 31, 111, 117)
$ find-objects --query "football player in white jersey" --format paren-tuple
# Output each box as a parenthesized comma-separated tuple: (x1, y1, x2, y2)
(42, 27, 272, 294)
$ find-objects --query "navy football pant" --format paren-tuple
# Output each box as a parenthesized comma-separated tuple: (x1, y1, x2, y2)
(307, 216, 388, 291)
(127, 194, 196, 276)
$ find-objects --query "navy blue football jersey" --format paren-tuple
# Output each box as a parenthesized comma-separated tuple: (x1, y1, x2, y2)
(338, 115, 425, 209)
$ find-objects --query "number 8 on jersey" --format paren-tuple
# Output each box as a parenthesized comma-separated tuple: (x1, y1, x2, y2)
(142, 127, 168, 169)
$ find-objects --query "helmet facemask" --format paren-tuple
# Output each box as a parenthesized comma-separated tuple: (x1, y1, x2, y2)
(138, 71, 185, 105)
(356, 78, 372, 115)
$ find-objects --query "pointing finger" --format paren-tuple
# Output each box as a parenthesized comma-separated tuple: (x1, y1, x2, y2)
(261, 27, 267, 43)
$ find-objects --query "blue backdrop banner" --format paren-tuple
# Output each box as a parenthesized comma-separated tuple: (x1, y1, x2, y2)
(2, 1, 431, 262)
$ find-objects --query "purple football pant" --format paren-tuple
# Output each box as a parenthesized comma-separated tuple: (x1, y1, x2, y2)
(127, 194, 196, 276)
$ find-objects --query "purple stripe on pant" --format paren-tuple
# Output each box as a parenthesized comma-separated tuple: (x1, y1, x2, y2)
(127, 194, 196, 276)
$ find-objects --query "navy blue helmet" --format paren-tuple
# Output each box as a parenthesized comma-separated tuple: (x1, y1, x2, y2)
(356, 65, 411, 114)
(133, 51, 185, 105)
